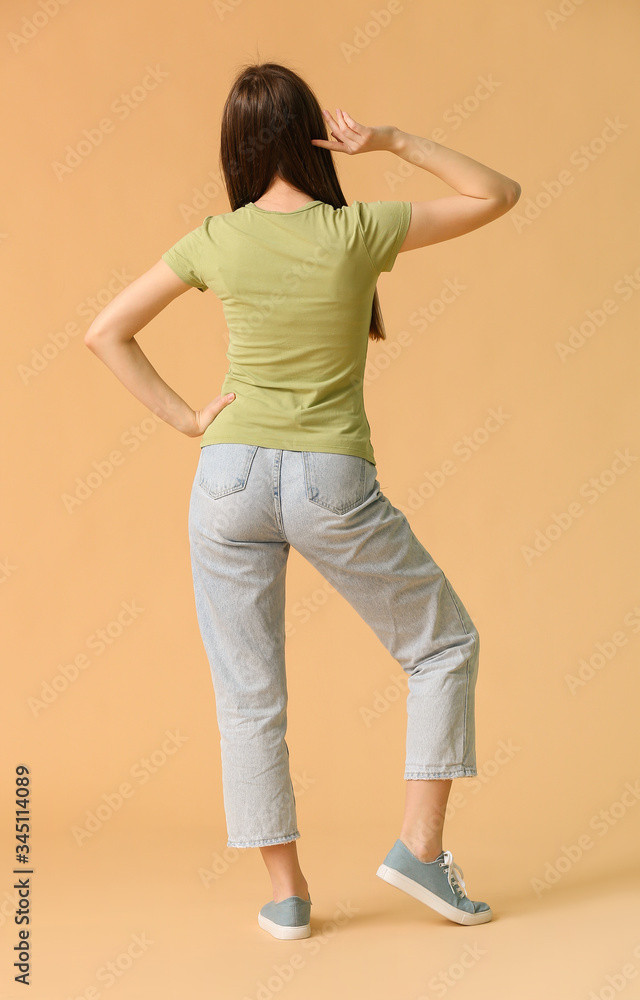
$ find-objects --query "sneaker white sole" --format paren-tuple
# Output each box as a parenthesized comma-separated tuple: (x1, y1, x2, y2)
(257, 911, 311, 939)
(376, 863, 493, 925)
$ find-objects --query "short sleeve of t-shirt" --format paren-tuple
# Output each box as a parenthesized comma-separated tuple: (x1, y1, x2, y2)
(161, 222, 208, 291)
(353, 200, 412, 273)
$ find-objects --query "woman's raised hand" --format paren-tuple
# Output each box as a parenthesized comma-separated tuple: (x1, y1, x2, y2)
(311, 109, 396, 155)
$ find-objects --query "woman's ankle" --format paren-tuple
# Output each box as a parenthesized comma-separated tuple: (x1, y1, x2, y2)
(272, 881, 309, 903)
(399, 833, 443, 863)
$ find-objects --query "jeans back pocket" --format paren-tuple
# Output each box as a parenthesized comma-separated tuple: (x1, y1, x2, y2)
(302, 451, 377, 515)
(198, 443, 259, 499)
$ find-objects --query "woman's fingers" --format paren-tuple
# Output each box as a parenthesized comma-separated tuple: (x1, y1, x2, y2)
(311, 134, 342, 150)
(313, 109, 346, 150)
(341, 110, 361, 132)
(322, 108, 341, 136)
(191, 393, 236, 435)
(312, 107, 363, 151)
(329, 108, 355, 134)
(330, 108, 362, 142)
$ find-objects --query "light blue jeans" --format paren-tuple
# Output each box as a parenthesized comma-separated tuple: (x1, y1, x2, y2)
(188, 444, 480, 849)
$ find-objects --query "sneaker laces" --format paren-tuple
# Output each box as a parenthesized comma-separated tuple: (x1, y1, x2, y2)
(439, 850, 468, 898)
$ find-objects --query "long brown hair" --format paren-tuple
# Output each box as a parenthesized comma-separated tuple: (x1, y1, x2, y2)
(219, 61, 387, 342)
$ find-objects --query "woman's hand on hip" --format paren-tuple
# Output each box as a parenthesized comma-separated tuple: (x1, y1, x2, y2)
(184, 392, 236, 438)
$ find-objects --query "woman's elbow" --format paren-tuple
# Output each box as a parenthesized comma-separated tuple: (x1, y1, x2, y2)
(84, 326, 107, 349)
(504, 181, 521, 204)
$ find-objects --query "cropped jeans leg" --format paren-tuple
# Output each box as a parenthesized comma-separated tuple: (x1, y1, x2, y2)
(281, 451, 480, 780)
(188, 448, 299, 848)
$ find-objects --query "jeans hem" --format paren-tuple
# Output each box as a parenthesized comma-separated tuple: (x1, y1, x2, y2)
(404, 766, 477, 779)
(227, 831, 301, 848)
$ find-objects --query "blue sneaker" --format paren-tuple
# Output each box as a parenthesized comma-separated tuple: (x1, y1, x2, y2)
(257, 894, 312, 939)
(377, 839, 492, 925)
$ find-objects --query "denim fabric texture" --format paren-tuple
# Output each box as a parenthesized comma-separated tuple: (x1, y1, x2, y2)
(188, 444, 480, 849)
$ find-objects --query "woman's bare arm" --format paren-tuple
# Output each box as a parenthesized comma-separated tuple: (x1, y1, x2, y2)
(312, 109, 521, 249)
(389, 127, 521, 249)
(83, 260, 235, 436)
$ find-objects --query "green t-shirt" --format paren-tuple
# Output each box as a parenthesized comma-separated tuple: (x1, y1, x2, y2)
(161, 198, 412, 465)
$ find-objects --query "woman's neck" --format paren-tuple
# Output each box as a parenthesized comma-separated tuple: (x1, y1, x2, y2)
(253, 178, 315, 212)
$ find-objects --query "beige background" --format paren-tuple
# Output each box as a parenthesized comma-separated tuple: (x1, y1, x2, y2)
(2, 0, 640, 997)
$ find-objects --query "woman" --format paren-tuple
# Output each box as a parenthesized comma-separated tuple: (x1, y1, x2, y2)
(85, 61, 520, 940)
